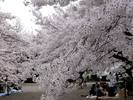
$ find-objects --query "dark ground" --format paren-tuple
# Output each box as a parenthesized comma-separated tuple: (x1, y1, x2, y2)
(0, 83, 133, 100)
(57, 87, 133, 100)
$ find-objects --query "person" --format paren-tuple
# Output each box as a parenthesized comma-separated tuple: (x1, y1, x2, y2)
(96, 84, 104, 97)
(89, 84, 96, 96)
(108, 81, 117, 96)
(78, 71, 85, 88)
(6, 84, 11, 95)
(5, 76, 11, 96)
(102, 88, 108, 96)
(115, 73, 119, 82)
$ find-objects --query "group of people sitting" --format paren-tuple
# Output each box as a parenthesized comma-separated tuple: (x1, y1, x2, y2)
(0, 82, 22, 96)
(89, 82, 117, 97)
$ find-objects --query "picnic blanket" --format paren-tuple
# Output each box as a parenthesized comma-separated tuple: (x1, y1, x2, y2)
(0, 89, 22, 96)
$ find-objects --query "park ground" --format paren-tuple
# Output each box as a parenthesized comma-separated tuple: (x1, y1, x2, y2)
(0, 83, 133, 100)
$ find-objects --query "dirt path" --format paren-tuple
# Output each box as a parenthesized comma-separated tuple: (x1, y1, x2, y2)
(22, 83, 42, 93)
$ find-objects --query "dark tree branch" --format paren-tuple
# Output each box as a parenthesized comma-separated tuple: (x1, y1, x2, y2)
(113, 51, 133, 80)
(124, 31, 133, 36)
(113, 53, 133, 66)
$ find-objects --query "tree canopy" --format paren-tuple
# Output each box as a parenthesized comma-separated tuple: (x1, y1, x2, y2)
(0, 0, 133, 100)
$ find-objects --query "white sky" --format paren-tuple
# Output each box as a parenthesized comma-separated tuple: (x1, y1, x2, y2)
(0, 0, 56, 35)
(0, 0, 81, 36)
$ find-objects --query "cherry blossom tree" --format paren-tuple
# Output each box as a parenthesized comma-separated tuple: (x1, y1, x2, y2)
(32, 0, 133, 100)
(0, 0, 133, 100)
(0, 11, 37, 85)
(31, 0, 78, 6)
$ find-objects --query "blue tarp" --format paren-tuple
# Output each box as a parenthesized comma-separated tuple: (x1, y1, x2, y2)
(0, 89, 22, 96)
(10, 89, 22, 93)
(0, 93, 7, 96)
